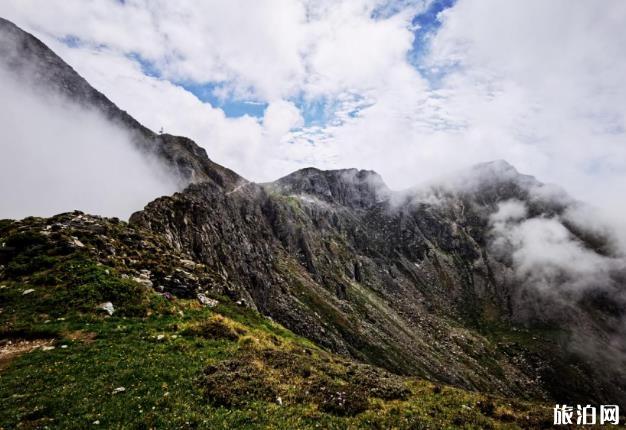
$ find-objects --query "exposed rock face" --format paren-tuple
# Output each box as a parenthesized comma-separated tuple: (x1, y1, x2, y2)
(0, 211, 225, 300)
(130, 162, 626, 406)
(0, 17, 242, 189)
(267, 168, 391, 209)
(3, 17, 625, 409)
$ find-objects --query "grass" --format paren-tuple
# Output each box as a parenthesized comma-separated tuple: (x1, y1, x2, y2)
(0, 297, 553, 429)
(0, 216, 554, 429)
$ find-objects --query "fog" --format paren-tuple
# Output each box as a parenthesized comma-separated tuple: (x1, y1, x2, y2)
(488, 196, 626, 371)
(489, 200, 624, 297)
(396, 161, 626, 374)
(0, 65, 180, 220)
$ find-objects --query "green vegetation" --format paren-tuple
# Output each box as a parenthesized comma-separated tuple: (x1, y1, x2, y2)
(0, 216, 553, 429)
(1, 288, 552, 428)
(0, 299, 553, 429)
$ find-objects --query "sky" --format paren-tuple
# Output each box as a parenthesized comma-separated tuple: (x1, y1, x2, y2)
(0, 62, 179, 219)
(0, 0, 625, 217)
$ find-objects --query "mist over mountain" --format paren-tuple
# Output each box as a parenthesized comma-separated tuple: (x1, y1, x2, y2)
(1, 15, 625, 428)
(0, 64, 181, 219)
(0, 17, 243, 219)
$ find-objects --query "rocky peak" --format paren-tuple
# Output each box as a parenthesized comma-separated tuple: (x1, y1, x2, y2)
(468, 159, 538, 188)
(411, 159, 570, 215)
(464, 161, 574, 216)
(268, 167, 391, 209)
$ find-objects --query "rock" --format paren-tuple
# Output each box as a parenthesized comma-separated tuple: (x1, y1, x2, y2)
(179, 259, 198, 269)
(133, 276, 153, 288)
(22, 289, 35, 295)
(157, 334, 165, 341)
(71, 237, 85, 248)
(97, 302, 115, 316)
(174, 268, 198, 281)
(112, 387, 126, 395)
(197, 293, 218, 308)
(42, 346, 55, 351)
(93, 420, 100, 425)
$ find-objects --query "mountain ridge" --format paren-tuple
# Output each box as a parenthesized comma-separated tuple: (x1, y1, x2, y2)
(2, 16, 626, 416)
(0, 16, 242, 190)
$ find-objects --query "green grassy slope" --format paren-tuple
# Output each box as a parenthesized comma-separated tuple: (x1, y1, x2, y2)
(0, 215, 553, 429)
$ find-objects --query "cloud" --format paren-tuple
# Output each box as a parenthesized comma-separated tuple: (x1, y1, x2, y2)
(0, 0, 426, 101)
(422, 0, 626, 204)
(491, 211, 614, 296)
(489, 199, 527, 224)
(0, 0, 433, 179)
(0, 0, 625, 225)
(487, 197, 626, 370)
(0, 63, 179, 220)
(263, 100, 304, 138)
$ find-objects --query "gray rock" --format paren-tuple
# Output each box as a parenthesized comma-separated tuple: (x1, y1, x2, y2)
(197, 293, 218, 308)
(133, 276, 153, 289)
(97, 302, 115, 316)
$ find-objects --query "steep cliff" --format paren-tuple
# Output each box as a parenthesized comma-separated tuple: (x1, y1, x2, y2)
(130, 161, 626, 406)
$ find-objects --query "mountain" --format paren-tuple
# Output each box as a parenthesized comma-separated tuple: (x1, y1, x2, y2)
(2, 17, 626, 428)
(129, 160, 626, 407)
(0, 16, 242, 189)
(0, 212, 554, 428)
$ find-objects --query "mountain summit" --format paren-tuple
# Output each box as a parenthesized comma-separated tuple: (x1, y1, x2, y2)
(269, 167, 391, 209)
(2, 17, 626, 427)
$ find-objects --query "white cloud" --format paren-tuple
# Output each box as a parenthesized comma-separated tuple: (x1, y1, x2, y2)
(488, 200, 623, 300)
(423, 0, 626, 205)
(0, 0, 426, 101)
(0, 64, 179, 219)
(0, 0, 625, 223)
(507, 218, 610, 284)
(0, 0, 434, 183)
(263, 100, 304, 138)
(490, 200, 527, 224)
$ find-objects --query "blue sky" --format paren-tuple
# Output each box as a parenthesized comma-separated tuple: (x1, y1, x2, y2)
(2, 0, 625, 219)
(108, 0, 457, 124)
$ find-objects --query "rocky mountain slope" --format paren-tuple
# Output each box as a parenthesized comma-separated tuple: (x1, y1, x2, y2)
(128, 161, 626, 408)
(2, 16, 626, 427)
(0, 17, 242, 189)
(0, 213, 553, 428)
